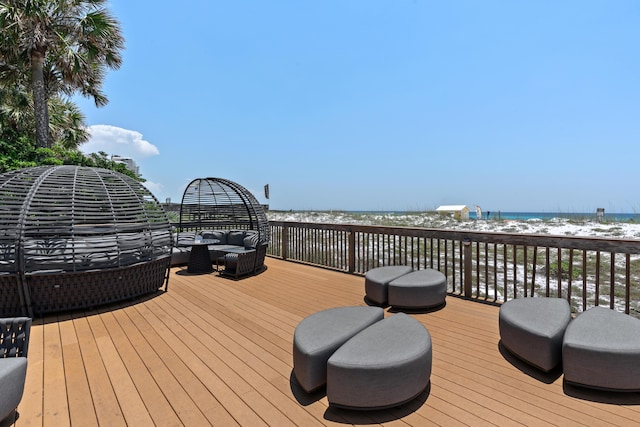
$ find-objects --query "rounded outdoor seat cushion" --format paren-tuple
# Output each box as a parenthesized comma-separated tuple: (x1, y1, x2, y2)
(227, 230, 246, 246)
(293, 306, 384, 393)
(170, 246, 191, 266)
(175, 232, 196, 245)
(387, 268, 447, 309)
(207, 230, 229, 244)
(365, 266, 413, 305)
(326, 312, 432, 410)
(563, 306, 640, 391)
(499, 297, 571, 372)
(0, 358, 28, 422)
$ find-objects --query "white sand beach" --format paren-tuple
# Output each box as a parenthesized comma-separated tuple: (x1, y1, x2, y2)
(267, 211, 640, 240)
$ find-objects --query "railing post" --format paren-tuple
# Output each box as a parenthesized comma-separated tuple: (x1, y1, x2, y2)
(348, 229, 356, 273)
(282, 225, 288, 261)
(463, 239, 472, 298)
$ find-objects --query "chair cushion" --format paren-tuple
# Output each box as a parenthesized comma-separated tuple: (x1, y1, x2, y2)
(243, 234, 259, 249)
(563, 306, 640, 390)
(200, 230, 215, 239)
(227, 230, 245, 246)
(0, 358, 28, 421)
(175, 232, 195, 245)
(209, 230, 228, 244)
(170, 247, 191, 266)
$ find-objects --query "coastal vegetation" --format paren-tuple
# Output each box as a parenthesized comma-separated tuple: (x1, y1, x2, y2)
(0, 1, 137, 179)
(544, 260, 583, 281)
(267, 210, 640, 239)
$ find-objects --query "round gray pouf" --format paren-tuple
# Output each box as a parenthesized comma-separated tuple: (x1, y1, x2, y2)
(326, 313, 432, 410)
(293, 306, 384, 393)
(387, 269, 447, 309)
(563, 306, 640, 391)
(364, 266, 412, 306)
(499, 297, 571, 372)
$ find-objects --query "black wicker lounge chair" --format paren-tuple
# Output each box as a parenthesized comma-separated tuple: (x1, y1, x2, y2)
(177, 178, 270, 277)
(220, 242, 269, 279)
(0, 166, 173, 317)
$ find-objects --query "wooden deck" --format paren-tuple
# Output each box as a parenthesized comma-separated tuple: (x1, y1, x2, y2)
(13, 258, 640, 426)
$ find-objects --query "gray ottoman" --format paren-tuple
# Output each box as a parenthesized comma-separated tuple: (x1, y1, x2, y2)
(365, 266, 412, 306)
(563, 306, 640, 391)
(293, 306, 384, 393)
(388, 269, 447, 309)
(0, 358, 28, 423)
(499, 297, 571, 372)
(326, 313, 432, 410)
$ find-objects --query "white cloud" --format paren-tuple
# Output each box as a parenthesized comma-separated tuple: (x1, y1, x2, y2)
(80, 125, 159, 158)
(143, 181, 164, 200)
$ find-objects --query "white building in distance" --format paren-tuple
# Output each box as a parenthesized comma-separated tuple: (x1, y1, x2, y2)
(111, 155, 139, 175)
(436, 205, 470, 220)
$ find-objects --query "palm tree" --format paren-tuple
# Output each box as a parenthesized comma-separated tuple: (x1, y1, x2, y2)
(0, 85, 32, 136)
(48, 97, 90, 150)
(0, 0, 123, 148)
(1, 84, 89, 150)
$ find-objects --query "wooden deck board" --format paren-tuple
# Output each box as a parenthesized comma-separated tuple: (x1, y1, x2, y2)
(20, 318, 43, 427)
(58, 314, 98, 427)
(42, 318, 70, 426)
(13, 257, 640, 426)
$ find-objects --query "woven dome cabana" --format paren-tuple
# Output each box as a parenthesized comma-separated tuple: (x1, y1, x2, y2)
(178, 177, 270, 244)
(0, 166, 173, 317)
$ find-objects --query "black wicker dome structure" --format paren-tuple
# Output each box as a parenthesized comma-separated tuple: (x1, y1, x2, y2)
(0, 166, 173, 317)
(178, 177, 270, 244)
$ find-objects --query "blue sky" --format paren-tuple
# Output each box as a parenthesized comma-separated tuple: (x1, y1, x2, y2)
(76, 1, 640, 213)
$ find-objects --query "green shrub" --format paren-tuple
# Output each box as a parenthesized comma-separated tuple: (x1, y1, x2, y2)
(546, 260, 582, 280)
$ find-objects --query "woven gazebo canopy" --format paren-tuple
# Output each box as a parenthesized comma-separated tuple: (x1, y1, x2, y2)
(0, 166, 173, 316)
(178, 177, 270, 244)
